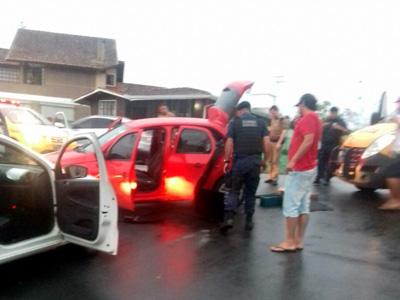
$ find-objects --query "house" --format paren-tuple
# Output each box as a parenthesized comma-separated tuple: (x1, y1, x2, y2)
(74, 82, 216, 119)
(0, 29, 122, 120)
(0, 28, 215, 120)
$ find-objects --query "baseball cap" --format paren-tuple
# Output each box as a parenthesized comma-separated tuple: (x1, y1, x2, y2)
(295, 93, 317, 111)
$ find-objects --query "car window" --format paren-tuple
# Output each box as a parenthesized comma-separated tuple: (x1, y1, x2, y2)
(1, 107, 49, 125)
(72, 119, 92, 129)
(92, 118, 113, 128)
(108, 133, 136, 160)
(77, 125, 128, 153)
(0, 143, 38, 166)
(177, 129, 211, 153)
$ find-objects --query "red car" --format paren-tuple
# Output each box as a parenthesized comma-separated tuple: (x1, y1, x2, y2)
(47, 82, 253, 214)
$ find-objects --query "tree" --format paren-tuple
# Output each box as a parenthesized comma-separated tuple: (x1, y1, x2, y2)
(316, 100, 332, 119)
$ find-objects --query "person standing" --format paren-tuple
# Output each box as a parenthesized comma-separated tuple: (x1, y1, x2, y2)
(379, 97, 400, 210)
(265, 105, 289, 185)
(271, 94, 322, 252)
(314, 106, 348, 185)
(157, 104, 176, 117)
(221, 101, 269, 233)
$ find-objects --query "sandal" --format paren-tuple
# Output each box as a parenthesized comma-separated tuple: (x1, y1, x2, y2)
(270, 245, 297, 253)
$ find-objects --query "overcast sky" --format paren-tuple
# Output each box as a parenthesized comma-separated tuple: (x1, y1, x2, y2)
(1, 0, 400, 117)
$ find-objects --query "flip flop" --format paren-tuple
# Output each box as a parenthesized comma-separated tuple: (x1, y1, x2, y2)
(270, 246, 297, 253)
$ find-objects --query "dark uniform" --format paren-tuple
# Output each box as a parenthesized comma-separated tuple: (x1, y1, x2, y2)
(223, 112, 268, 230)
(316, 116, 347, 183)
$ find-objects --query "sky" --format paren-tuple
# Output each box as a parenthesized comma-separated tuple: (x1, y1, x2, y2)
(1, 0, 400, 120)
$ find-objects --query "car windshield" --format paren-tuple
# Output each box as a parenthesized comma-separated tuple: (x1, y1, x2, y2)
(76, 124, 128, 153)
(1, 107, 50, 125)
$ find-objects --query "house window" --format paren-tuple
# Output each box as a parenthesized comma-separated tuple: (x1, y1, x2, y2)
(98, 100, 117, 116)
(0, 66, 19, 83)
(106, 74, 115, 86)
(23, 65, 42, 85)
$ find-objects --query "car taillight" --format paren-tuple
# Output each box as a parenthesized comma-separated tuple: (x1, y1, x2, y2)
(0, 98, 20, 106)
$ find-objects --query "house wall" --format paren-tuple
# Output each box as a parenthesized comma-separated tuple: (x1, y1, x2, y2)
(0, 64, 116, 99)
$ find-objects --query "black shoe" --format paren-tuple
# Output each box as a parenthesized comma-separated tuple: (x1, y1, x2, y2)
(321, 179, 330, 186)
(264, 179, 273, 183)
(245, 215, 254, 231)
(313, 179, 320, 185)
(271, 180, 278, 186)
(220, 218, 233, 234)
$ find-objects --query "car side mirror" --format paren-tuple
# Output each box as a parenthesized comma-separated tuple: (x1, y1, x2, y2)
(54, 122, 65, 129)
(65, 165, 88, 179)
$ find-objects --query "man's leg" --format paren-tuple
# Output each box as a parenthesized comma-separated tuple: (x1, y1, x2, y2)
(295, 169, 315, 248)
(315, 149, 324, 183)
(265, 141, 274, 182)
(319, 147, 331, 184)
(295, 214, 309, 249)
(243, 157, 261, 230)
(271, 143, 279, 184)
(270, 172, 299, 251)
(221, 160, 243, 232)
(324, 145, 336, 182)
(379, 178, 400, 210)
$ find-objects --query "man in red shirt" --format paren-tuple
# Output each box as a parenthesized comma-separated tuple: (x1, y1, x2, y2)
(271, 94, 322, 253)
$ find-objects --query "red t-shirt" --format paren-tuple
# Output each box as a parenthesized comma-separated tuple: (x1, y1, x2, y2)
(288, 112, 322, 171)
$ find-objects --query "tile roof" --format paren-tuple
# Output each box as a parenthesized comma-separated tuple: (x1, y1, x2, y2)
(6, 29, 118, 69)
(0, 48, 18, 66)
(108, 82, 213, 97)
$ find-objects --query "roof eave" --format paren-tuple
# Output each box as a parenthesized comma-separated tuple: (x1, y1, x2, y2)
(4, 57, 118, 70)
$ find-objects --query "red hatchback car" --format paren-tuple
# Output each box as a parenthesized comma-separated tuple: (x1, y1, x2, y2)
(47, 82, 253, 214)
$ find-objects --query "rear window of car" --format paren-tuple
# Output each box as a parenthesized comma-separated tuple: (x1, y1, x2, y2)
(72, 118, 113, 129)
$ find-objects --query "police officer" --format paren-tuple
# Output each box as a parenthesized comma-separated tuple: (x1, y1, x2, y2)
(221, 101, 269, 233)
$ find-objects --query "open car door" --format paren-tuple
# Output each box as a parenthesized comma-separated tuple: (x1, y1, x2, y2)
(163, 126, 215, 201)
(55, 134, 118, 254)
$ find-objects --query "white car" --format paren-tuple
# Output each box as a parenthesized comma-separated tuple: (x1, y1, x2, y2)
(0, 133, 118, 265)
(54, 113, 131, 137)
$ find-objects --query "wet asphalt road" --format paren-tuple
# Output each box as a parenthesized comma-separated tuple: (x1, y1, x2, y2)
(1, 175, 400, 300)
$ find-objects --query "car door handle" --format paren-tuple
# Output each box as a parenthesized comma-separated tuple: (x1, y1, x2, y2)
(194, 163, 202, 168)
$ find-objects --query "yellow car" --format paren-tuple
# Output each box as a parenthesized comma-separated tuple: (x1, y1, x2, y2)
(0, 102, 67, 153)
(335, 93, 398, 192)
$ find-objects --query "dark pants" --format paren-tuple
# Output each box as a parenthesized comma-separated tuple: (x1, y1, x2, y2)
(224, 155, 261, 216)
(316, 144, 337, 181)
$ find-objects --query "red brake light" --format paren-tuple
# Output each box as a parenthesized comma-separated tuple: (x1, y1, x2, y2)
(0, 98, 20, 106)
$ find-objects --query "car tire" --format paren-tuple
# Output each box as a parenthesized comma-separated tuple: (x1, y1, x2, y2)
(355, 186, 377, 193)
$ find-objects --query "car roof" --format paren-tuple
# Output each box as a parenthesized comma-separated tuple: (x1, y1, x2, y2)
(72, 115, 131, 124)
(124, 117, 225, 135)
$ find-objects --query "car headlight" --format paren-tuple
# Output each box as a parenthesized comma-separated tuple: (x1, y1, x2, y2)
(361, 134, 396, 159)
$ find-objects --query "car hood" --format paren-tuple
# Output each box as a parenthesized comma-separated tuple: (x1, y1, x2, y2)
(45, 149, 97, 166)
(342, 122, 397, 148)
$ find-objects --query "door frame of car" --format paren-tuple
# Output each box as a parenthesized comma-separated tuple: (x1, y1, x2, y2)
(0, 134, 118, 265)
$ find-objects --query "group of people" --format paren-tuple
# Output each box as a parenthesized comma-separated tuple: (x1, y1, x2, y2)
(220, 93, 400, 252)
(264, 104, 348, 187)
(221, 94, 322, 253)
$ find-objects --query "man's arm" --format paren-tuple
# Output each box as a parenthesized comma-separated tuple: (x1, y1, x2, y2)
(287, 133, 314, 171)
(224, 137, 234, 162)
(332, 121, 348, 133)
